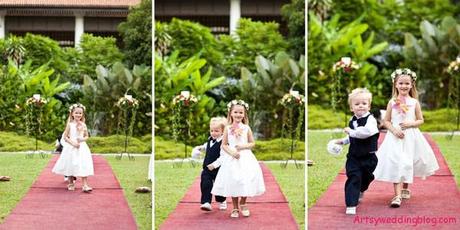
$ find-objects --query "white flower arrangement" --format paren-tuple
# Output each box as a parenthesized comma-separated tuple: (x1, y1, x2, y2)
(227, 99, 249, 111)
(172, 91, 198, 106)
(447, 57, 460, 74)
(332, 57, 359, 73)
(280, 91, 305, 107)
(117, 95, 140, 108)
(391, 68, 417, 82)
(26, 95, 47, 107)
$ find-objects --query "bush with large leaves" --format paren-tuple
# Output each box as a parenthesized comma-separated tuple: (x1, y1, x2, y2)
(82, 62, 151, 136)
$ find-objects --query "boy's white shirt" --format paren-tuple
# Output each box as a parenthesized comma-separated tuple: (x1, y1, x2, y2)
(341, 112, 379, 145)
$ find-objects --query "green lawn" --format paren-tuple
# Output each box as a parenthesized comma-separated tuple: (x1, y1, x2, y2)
(307, 131, 460, 209)
(154, 162, 305, 229)
(0, 154, 49, 223)
(0, 154, 152, 230)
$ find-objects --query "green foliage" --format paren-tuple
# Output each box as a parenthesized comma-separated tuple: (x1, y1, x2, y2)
(21, 33, 68, 75)
(0, 131, 51, 151)
(155, 52, 225, 145)
(281, 0, 305, 59)
(118, 0, 152, 66)
(218, 18, 288, 78)
(65, 34, 124, 83)
(156, 19, 222, 68)
(308, 12, 388, 108)
(154, 136, 304, 160)
(404, 17, 460, 109)
(82, 62, 151, 136)
(240, 52, 304, 138)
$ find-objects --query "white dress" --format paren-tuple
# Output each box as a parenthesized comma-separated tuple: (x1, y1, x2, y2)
(374, 97, 439, 183)
(52, 122, 94, 177)
(211, 124, 265, 197)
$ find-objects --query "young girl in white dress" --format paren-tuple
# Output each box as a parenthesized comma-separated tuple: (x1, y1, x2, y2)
(52, 103, 94, 192)
(211, 100, 265, 218)
(374, 68, 439, 207)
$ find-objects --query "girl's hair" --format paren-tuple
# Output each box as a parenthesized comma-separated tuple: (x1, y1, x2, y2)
(226, 103, 249, 125)
(392, 74, 419, 99)
(63, 103, 86, 138)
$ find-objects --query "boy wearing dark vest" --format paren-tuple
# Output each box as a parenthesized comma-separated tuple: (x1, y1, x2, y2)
(195, 117, 227, 211)
(336, 88, 379, 215)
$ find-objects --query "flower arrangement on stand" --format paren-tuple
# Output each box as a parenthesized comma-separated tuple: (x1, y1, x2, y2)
(116, 94, 139, 160)
(332, 57, 359, 131)
(280, 90, 305, 169)
(25, 94, 47, 158)
(172, 91, 198, 167)
(446, 57, 460, 138)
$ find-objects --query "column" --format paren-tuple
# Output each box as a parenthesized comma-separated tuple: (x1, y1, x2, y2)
(0, 10, 6, 39)
(74, 13, 84, 47)
(229, 0, 241, 35)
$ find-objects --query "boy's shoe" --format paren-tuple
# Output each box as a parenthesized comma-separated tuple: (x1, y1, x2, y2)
(390, 196, 402, 208)
(200, 202, 212, 211)
(358, 192, 364, 203)
(345, 206, 356, 215)
(219, 201, 227, 210)
(401, 189, 411, 199)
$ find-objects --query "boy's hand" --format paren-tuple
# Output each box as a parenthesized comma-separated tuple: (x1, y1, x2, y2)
(335, 139, 343, 145)
(344, 127, 351, 134)
(207, 164, 215, 171)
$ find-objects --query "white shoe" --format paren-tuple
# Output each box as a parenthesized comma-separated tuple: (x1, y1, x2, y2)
(200, 202, 212, 211)
(358, 192, 364, 203)
(346, 206, 356, 215)
(219, 201, 227, 210)
(64, 176, 68, 182)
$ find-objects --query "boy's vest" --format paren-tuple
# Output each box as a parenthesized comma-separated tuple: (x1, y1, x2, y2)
(203, 136, 222, 169)
(348, 114, 379, 158)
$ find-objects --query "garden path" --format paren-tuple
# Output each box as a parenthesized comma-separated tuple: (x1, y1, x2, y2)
(0, 155, 137, 230)
(160, 163, 299, 229)
(308, 133, 460, 229)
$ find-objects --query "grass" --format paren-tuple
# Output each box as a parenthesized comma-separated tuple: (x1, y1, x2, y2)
(155, 136, 305, 160)
(308, 105, 460, 132)
(0, 154, 152, 229)
(307, 131, 346, 208)
(154, 162, 305, 229)
(0, 131, 151, 154)
(105, 156, 152, 230)
(307, 131, 460, 209)
(431, 134, 460, 187)
(0, 154, 50, 223)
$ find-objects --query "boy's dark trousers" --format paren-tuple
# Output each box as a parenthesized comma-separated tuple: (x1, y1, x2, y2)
(345, 153, 378, 207)
(200, 168, 226, 204)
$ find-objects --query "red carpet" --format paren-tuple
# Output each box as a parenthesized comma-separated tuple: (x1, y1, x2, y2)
(160, 163, 299, 230)
(0, 155, 137, 230)
(308, 133, 460, 229)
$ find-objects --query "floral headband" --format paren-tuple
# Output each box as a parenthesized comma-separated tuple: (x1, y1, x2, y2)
(391, 68, 417, 82)
(69, 103, 86, 112)
(227, 100, 249, 111)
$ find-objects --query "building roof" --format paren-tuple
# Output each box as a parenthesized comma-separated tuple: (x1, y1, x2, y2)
(0, 0, 141, 8)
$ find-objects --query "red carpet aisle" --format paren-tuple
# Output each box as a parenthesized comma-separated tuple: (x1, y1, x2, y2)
(0, 155, 137, 230)
(308, 133, 460, 229)
(160, 163, 299, 230)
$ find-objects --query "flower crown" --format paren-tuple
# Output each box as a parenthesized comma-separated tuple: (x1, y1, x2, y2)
(227, 100, 249, 111)
(391, 68, 417, 82)
(69, 103, 86, 112)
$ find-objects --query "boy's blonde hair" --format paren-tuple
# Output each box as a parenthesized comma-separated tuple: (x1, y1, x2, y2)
(348, 88, 372, 110)
(210, 117, 227, 131)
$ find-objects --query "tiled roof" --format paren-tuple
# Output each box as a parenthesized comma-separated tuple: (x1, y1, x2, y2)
(0, 0, 141, 8)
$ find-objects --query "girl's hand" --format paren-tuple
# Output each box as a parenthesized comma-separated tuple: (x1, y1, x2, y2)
(235, 145, 243, 151)
(73, 142, 80, 148)
(233, 151, 240, 159)
(399, 121, 413, 130)
(344, 127, 351, 134)
(392, 127, 405, 139)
